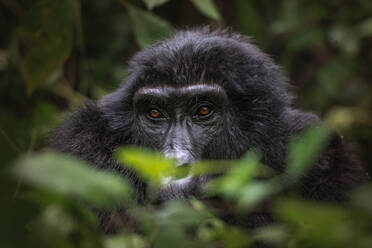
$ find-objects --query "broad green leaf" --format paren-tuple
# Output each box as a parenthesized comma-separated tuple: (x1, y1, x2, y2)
(13, 152, 130, 207)
(126, 4, 175, 48)
(116, 146, 177, 184)
(286, 126, 329, 182)
(143, 0, 170, 10)
(190, 0, 221, 21)
(190, 160, 234, 176)
(238, 182, 276, 208)
(17, 0, 77, 94)
(207, 151, 261, 197)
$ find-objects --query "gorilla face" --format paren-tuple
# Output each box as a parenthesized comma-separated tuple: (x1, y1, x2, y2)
(132, 83, 229, 192)
(133, 83, 229, 165)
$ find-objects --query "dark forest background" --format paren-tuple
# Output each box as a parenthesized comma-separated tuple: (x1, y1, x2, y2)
(0, 0, 371, 247)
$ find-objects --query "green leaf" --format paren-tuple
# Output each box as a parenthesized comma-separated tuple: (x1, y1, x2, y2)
(13, 151, 130, 207)
(116, 146, 177, 184)
(16, 0, 77, 94)
(207, 151, 261, 198)
(275, 198, 350, 247)
(239, 182, 276, 208)
(190, 0, 221, 21)
(286, 126, 329, 182)
(142, 0, 170, 10)
(190, 160, 234, 176)
(352, 185, 372, 216)
(253, 224, 288, 245)
(132, 201, 210, 248)
(127, 4, 175, 48)
(359, 17, 372, 37)
(103, 234, 146, 248)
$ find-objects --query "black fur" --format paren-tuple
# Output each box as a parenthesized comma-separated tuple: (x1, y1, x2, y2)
(50, 27, 366, 232)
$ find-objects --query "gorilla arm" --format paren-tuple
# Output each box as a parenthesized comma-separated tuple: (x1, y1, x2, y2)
(49, 103, 146, 233)
(284, 108, 367, 202)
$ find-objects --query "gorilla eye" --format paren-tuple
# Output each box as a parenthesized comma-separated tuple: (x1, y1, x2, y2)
(198, 106, 212, 116)
(148, 109, 161, 118)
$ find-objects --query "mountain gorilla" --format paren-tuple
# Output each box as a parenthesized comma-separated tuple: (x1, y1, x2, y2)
(51, 27, 366, 231)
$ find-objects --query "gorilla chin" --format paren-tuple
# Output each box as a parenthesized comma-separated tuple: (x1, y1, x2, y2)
(158, 176, 209, 201)
(50, 27, 367, 231)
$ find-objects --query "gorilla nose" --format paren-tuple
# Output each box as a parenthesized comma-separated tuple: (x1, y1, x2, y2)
(163, 149, 194, 167)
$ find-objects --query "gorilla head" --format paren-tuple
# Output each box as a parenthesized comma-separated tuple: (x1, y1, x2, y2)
(51, 27, 366, 207)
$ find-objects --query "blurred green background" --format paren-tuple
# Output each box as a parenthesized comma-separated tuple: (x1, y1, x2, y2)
(0, 0, 371, 247)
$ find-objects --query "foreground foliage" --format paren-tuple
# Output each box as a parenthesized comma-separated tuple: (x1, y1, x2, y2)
(9, 127, 372, 248)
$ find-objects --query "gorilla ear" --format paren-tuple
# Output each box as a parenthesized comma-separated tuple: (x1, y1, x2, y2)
(98, 90, 120, 108)
(95, 86, 135, 134)
(98, 87, 131, 111)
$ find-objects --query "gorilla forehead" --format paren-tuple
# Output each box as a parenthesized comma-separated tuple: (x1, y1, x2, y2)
(131, 31, 270, 82)
(123, 28, 290, 105)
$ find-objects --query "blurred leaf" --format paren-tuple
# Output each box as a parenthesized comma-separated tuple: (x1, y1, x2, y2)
(142, 0, 170, 10)
(238, 182, 276, 208)
(221, 227, 251, 248)
(207, 151, 261, 198)
(234, 126, 330, 208)
(26, 190, 97, 225)
(253, 224, 288, 245)
(32, 101, 60, 133)
(286, 126, 329, 181)
(352, 185, 372, 216)
(156, 201, 208, 227)
(359, 17, 372, 37)
(325, 107, 372, 130)
(190, 0, 221, 21)
(0, 49, 8, 70)
(235, 0, 266, 44)
(104, 234, 146, 248)
(190, 160, 233, 176)
(275, 199, 351, 247)
(133, 201, 209, 248)
(126, 4, 175, 48)
(270, 0, 301, 34)
(16, 0, 77, 94)
(116, 146, 178, 184)
(13, 151, 130, 207)
(329, 26, 360, 55)
(316, 59, 350, 98)
(27, 203, 103, 248)
(288, 29, 324, 51)
(29, 205, 75, 236)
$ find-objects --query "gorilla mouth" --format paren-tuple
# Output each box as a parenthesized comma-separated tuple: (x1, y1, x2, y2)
(162, 175, 193, 187)
(156, 175, 211, 201)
